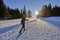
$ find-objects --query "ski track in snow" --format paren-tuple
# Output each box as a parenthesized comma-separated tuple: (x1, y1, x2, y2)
(0, 19, 60, 40)
(17, 19, 60, 40)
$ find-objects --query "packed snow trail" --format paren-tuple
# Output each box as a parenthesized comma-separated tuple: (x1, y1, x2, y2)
(12, 19, 60, 40)
(0, 19, 60, 40)
(0, 20, 36, 40)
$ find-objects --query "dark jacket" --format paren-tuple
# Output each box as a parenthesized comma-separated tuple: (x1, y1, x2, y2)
(21, 17, 26, 25)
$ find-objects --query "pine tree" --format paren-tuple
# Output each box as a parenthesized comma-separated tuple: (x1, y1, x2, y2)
(0, 0, 6, 19)
(23, 5, 27, 17)
(27, 10, 32, 18)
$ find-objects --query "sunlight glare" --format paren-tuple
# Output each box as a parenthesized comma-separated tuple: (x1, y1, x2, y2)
(35, 11, 39, 15)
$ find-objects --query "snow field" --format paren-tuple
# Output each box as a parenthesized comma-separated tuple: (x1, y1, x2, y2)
(18, 19, 60, 40)
(0, 17, 60, 40)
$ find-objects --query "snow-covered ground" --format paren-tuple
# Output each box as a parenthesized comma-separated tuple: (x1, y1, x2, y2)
(0, 18, 34, 29)
(0, 17, 60, 40)
(0, 19, 21, 29)
(18, 19, 60, 40)
(42, 17, 60, 29)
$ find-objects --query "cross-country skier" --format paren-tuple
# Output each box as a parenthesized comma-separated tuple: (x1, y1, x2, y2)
(19, 15, 26, 35)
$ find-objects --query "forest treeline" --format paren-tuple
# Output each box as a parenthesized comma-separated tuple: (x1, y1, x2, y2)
(0, 0, 32, 20)
(37, 4, 60, 18)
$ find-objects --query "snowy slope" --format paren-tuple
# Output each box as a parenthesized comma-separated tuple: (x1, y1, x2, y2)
(0, 19, 21, 29)
(16, 19, 60, 40)
(0, 18, 60, 40)
(0, 19, 35, 40)
(0, 18, 34, 29)
(42, 17, 60, 29)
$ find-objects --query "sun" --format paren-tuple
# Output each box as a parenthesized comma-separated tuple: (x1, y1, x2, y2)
(35, 11, 39, 15)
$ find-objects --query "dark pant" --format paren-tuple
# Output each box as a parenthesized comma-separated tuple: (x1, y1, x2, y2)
(19, 23, 25, 34)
